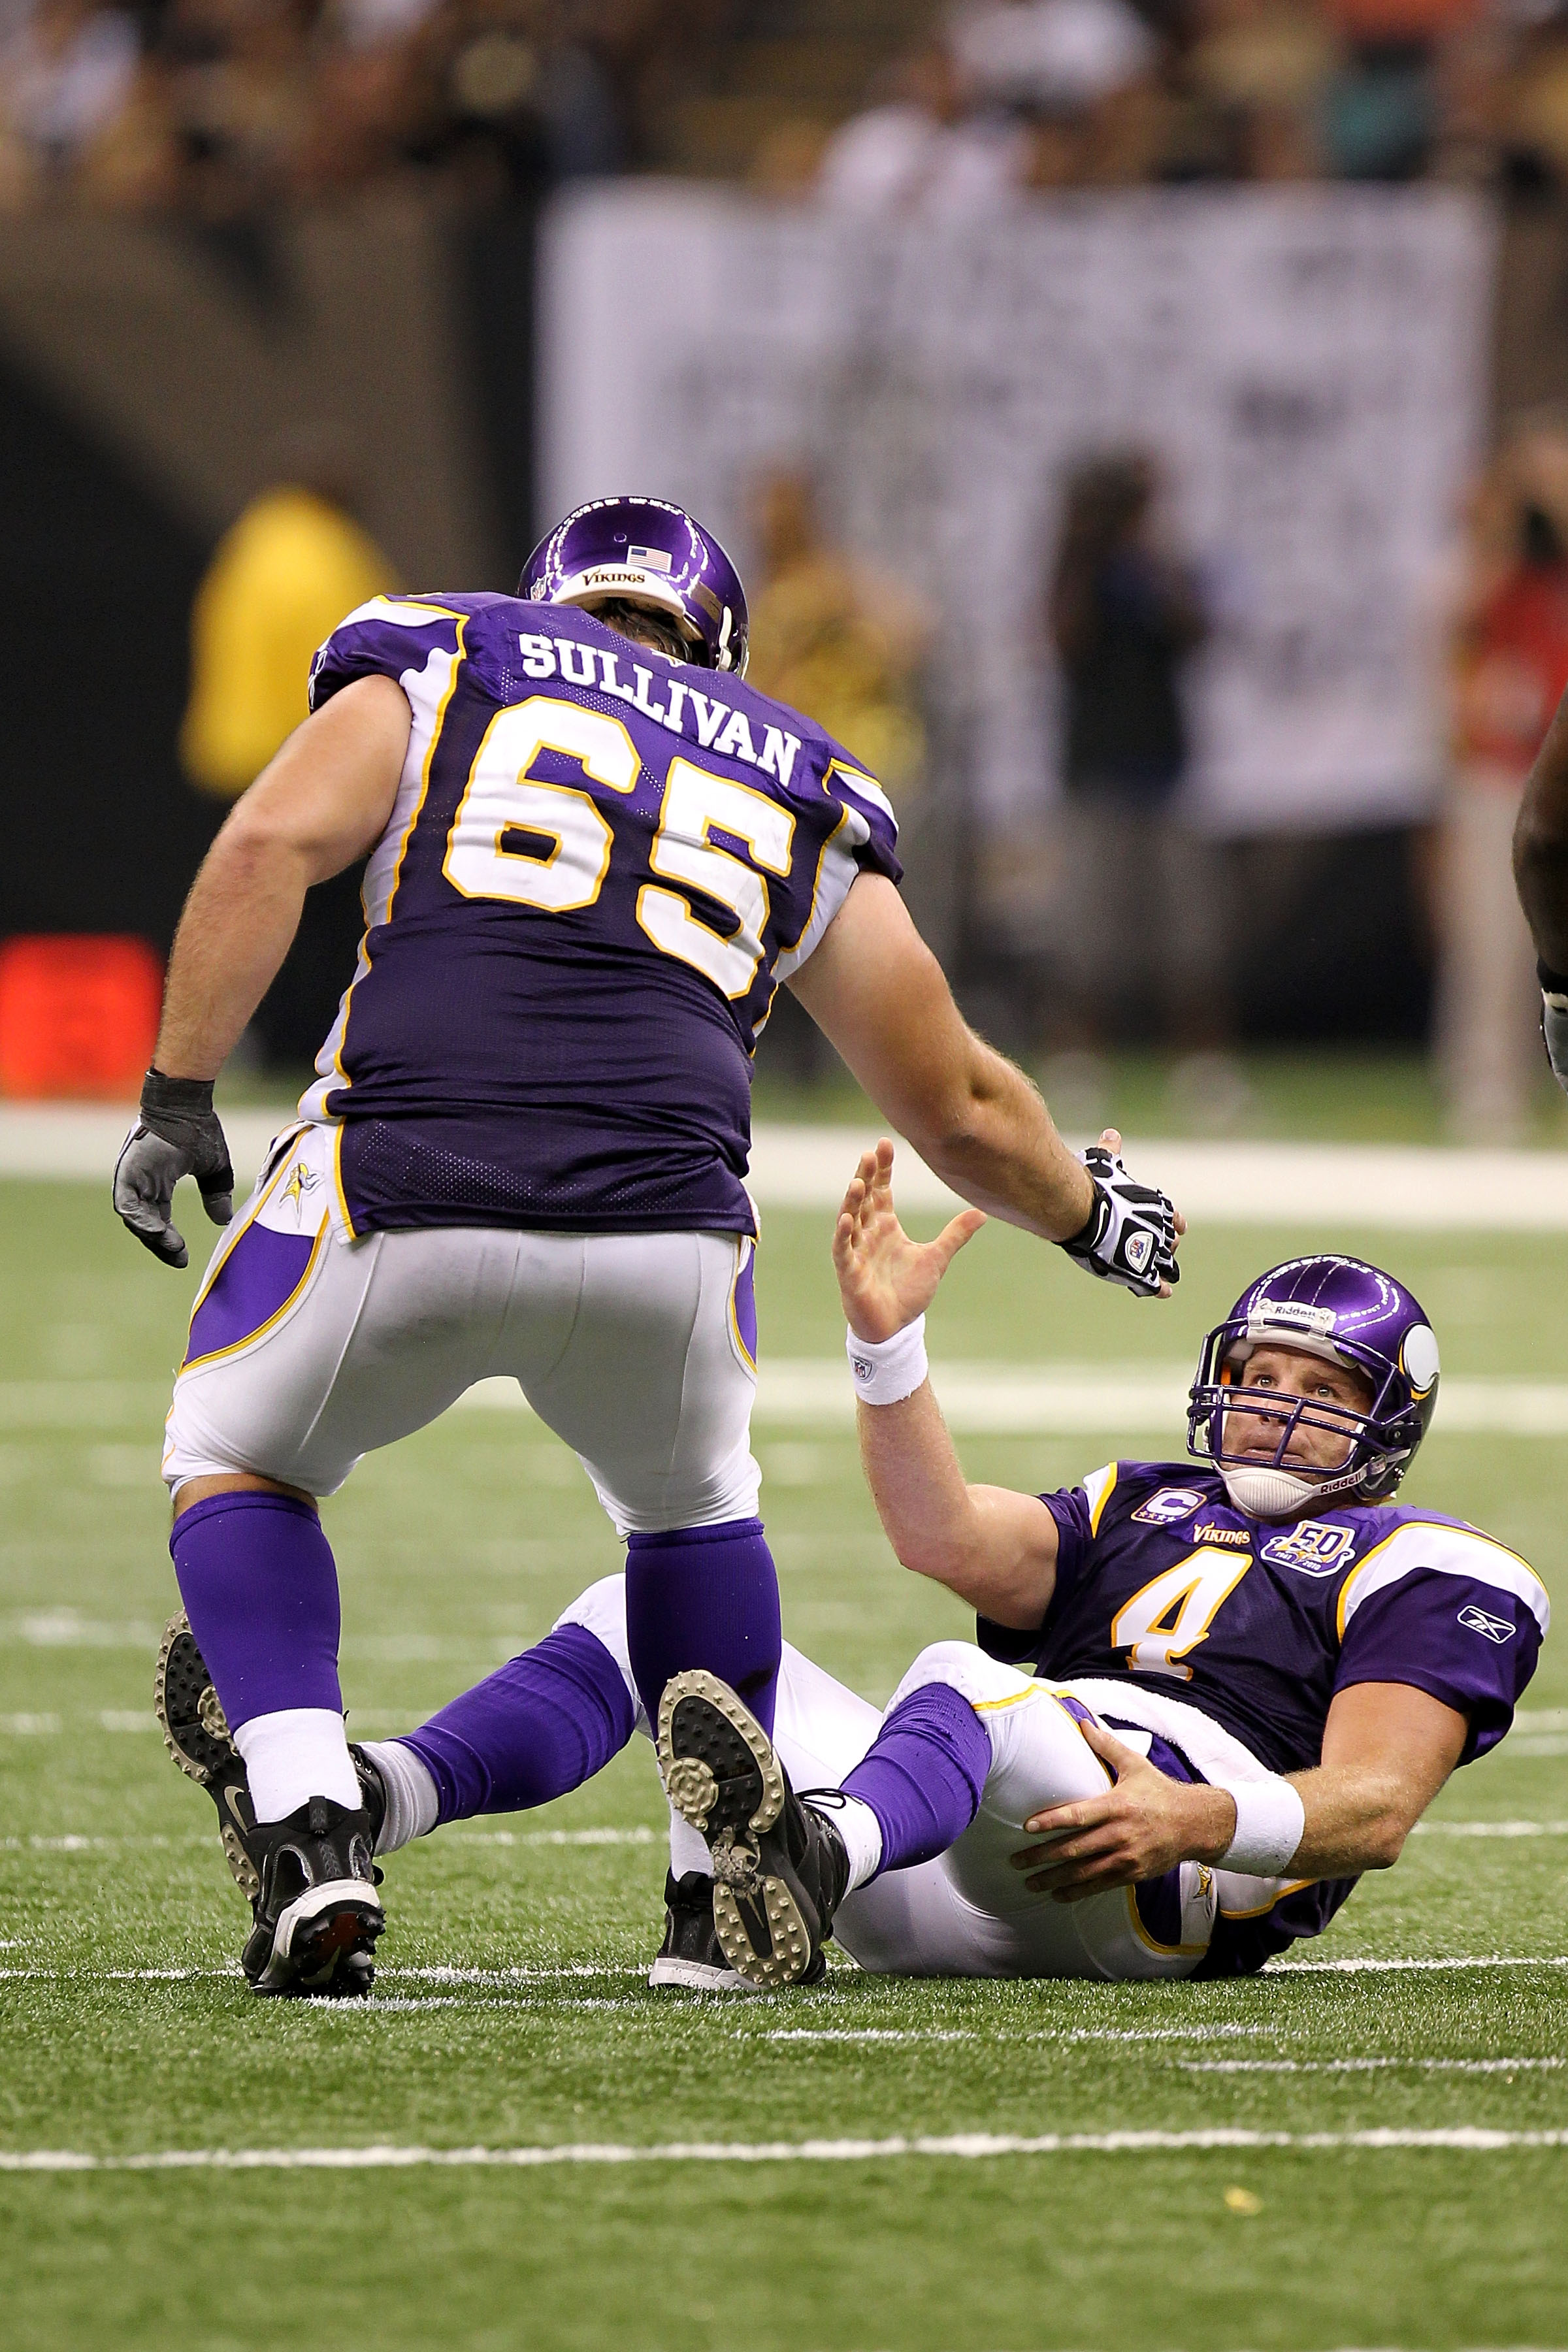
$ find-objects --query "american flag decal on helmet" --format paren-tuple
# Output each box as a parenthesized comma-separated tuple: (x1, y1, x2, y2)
(627, 546, 673, 572)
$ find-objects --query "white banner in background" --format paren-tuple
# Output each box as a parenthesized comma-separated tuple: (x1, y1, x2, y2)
(541, 184, 1494, 835)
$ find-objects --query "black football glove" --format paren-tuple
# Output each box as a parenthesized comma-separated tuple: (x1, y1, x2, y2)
(1060, 1144, 1180, 1300)
(113, 1070, 234, 1269)
(1540, 962, 1568, 1098)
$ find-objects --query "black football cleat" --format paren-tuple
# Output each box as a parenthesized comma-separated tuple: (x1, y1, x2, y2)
(240, 1793, 384, 1998)
(647, 1870, 760, 1993)
(155, 1609, 262, 1901)
(657, 1671, 848, 1990)
(155, 1609, 385, 1995)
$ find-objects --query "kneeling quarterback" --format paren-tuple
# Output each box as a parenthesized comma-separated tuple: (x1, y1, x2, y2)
(157, 1146, 1544, 1988)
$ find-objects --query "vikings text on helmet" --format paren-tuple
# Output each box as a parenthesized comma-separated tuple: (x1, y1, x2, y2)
(519, 495, 749, 676)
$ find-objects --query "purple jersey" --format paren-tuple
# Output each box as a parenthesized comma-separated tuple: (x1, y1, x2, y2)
(979, 1459, 1547, 1972)
(299, 595, 901, 1235)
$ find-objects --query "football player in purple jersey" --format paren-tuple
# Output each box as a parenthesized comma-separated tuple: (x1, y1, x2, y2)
(122, 495, 1181, 1994)
(157, 1147, 1546, 1993)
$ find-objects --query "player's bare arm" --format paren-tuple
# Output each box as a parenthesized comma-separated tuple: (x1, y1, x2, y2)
(1514, 683, 1568, 1092)
(833, 1138, 1060, 1627)
(1011, 1677, 1467, 1901)
(794, 876, 1181, 1284)
(113, 676, 410, 1268)
(156, 675, 411, 1078)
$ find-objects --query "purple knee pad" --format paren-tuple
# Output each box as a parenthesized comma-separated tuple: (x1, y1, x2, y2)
(623, 1517, 782, 1736)
(169, 1491, 342, 1732)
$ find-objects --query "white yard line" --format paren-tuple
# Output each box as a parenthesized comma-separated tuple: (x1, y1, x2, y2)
(4, 2127, 1568, 2172)
(1267, 1955, 1568, 1972)
(447, 1827, 659, 1847)
(1181, 2058, 1563, 2074)
(11, 1109, 1568, 1230)
(766, 2030, 973, 2043)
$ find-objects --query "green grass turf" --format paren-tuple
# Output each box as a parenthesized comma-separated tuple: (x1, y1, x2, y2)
(3, 1176, 1567, 2349)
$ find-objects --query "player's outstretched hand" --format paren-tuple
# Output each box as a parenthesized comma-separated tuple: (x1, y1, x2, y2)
(113, 1071, 235, 1270)
(1059, 1128, 1183, 1301)
(1007, 1718, 1236, 1901)
(832, 1137, 986, 1343)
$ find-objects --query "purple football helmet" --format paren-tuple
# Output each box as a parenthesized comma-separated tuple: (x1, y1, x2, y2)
(519, 495, 749, 676)
(1187, 1254, 1440, 1503)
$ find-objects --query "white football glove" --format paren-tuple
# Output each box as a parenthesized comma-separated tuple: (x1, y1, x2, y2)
(1542, 981, 1568, 1098)
(1060, 1144, 1179, 1299)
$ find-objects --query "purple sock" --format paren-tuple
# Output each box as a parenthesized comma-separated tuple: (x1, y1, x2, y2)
(841, 1682, 992, 1874)
(170, 1492, 342, 1732)
(399, 1624, 635, 1824)
(623, 1518, 781, 1737)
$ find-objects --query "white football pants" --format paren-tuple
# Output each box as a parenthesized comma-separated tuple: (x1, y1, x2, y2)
(561, 1576, 1241, 1983)
(163, 1122, 761, 1534)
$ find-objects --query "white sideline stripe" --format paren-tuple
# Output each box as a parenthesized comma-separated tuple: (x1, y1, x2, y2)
(748, 1128, 1568, 1233)
(16, 1109, 1568, 1231)
(11, 1365, 1568, 1438)
(1412, 1822, 1568, 1838)
(451, 1364, 1568, 1436)
(5, 2128, 1568, 2174)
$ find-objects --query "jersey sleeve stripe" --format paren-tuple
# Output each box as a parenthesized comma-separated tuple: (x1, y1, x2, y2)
(297, 628, 468, 1134)
(1083, 1461, 1117, 1535)
(338, 596, 468, 630)
(1337, 1520, 1550, 1639)
(772, 810, 860, 985)
(384, 626, 470, 925)
(825, 758, 897, 833)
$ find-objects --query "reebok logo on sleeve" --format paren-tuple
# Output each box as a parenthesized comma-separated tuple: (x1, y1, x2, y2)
(1457, 1603, 1515, 1644)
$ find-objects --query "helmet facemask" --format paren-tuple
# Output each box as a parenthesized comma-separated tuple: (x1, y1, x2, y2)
(1190, 1332, 1415, 1518)
(1186, 1258, 1440, 1522)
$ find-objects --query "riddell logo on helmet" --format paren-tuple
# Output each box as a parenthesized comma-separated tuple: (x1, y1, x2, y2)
(1254, 1301, 1337, 1333)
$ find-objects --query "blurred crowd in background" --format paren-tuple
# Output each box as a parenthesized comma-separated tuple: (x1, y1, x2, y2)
(15, 0, 1568, 216)
(7, 0, 1568, 1137)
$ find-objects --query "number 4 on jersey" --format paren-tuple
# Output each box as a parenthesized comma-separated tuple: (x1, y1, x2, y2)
(1111, 1546, 1252, 1680)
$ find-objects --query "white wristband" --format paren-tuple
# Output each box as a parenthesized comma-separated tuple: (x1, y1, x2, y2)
(1216, 1776, 1306, 1876)
(846, 1316, 929, 1405)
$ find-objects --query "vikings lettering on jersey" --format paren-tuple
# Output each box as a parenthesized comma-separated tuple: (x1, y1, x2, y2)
(979, 1459, 1547, 1972)
(299, 595, 901, 1236)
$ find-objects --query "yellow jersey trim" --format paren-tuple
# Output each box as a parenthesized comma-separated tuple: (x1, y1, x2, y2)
(727, 1236, 757, 1375)
(971, 1685, 1041, 1716)
(1217, 1876, 1314, 1921)
(1123, 1886, 1208, 1960)
(1085, 1461, 1118, 1536)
